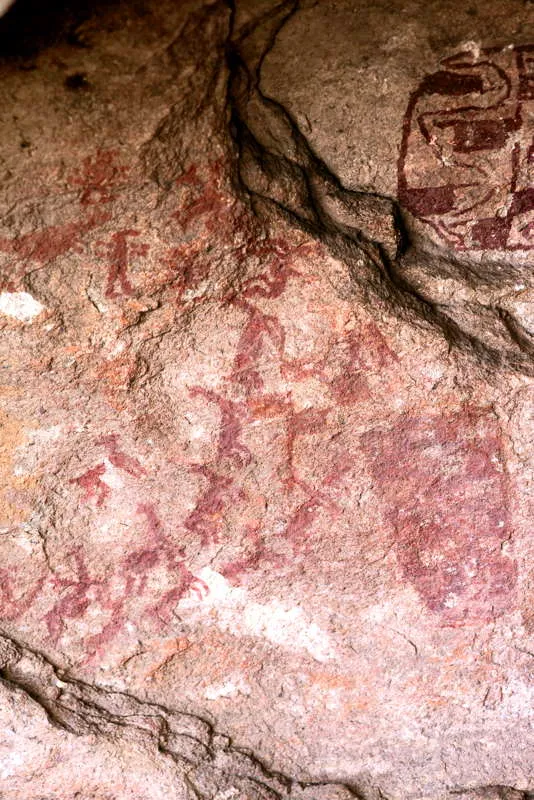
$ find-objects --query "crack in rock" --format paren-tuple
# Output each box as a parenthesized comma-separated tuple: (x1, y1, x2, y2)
(1, 1, 533, 798)
(226, 0, 534, 375)
(0, 630, 360, 800)
(0, 630, 532, 800)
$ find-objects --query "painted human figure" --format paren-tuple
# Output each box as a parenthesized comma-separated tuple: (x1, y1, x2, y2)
(399, 45, 534, 252)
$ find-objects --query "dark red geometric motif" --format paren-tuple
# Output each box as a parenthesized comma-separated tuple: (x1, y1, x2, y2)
(398, 45, 534, 251)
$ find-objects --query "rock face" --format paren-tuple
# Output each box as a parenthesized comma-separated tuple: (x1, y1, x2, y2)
(1, 1, 534, 798)
(231, 0, 534, 371)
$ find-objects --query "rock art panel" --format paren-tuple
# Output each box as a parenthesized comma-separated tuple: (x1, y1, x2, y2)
(399, 46, 534, 252)
(236, 0, 534, 373)
(2, 0, 534, 798)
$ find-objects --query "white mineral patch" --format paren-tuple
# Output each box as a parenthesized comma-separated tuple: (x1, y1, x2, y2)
(178, 567, 336, 662)
(0, 291, 44, 322)
(100, 459, 125, 489)
(183, 280, 209, 301)
(29, 425, 62, 443)
(0, 752, 25, 780)
(16, 536, 33, 554)
(204, 676, 251, 700)
(501, 677, 534, 718)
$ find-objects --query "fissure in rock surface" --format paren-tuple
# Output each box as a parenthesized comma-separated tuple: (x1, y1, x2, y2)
(1, 0, 534, 798)
(228, 0, 534, 375)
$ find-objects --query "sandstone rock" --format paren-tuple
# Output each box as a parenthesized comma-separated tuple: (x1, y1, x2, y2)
(0, 1, 534, 799)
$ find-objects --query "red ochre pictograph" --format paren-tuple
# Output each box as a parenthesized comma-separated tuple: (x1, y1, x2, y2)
(398, 45, 534, 252)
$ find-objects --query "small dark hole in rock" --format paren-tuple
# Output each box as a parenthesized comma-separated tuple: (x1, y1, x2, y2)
(64, 71, 90, 90)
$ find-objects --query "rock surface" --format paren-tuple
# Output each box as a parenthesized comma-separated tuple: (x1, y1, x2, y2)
(0, 1, 534, 798)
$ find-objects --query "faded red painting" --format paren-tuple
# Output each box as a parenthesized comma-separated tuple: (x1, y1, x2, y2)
(361, 408, 517, 624)
(0, 154, 403, 667)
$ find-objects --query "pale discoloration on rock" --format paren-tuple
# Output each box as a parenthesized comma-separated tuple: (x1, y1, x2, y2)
(178, 567, 337, 662)
(0, 290, 44, 322)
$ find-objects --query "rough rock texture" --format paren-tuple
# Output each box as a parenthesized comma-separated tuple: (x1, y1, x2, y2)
(0, 632, 355, 800)
(1, 0, 534, 798)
